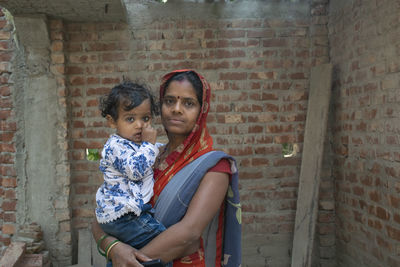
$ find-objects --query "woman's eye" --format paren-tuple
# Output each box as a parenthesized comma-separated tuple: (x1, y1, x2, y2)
(163, 98, 174, 105)
(184, 101, 195, 107)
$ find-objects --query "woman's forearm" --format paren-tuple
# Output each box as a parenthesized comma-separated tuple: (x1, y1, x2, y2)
(140, 221, 200, 262)
(92, 220, 106, 244)
(93, 214, 199, 263)
(141, 171, 229, 263)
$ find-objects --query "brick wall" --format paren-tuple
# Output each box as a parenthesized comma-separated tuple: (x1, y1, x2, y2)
(64, 22, 132, 262)
(329, 0, 400, 266)
(65, 3, 334, 265)
(128, 18, 309, 266)
(0, 1, 339, 265)
(0, 8, 16, 255)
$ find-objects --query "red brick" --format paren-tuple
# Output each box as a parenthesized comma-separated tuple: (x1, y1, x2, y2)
(69, 76, 85, 86)
(0, 41, 9, 50)
(368, 190, 380, 202)
(251, 158, 269, 166)
(101, 77, 120, 85)
(87, 87, 109, 96)
(51, 40, 64, 52)
(263, 38, 288, 47)
(273, 157, 300, 167)
(0, 154, 13, 164)
(102, 52, 128, 62)
(219, 30, 245, 38)
(0, 86, 10, 97)
(50, 64, 65, 75)
(2, 200, 17, 211)
(376, 206, 390, 220)
(368, 218, 383, 230)
(352, 186, 364, 196)
(72, 207, 94, 218)
(0, 166, 16, 176)
(3, 213, 16, 222)
(0, 132, 14, 141)
(74, 185, 97, 195)
(248, 125, 263, 133)
(219, 72, 247, 80)
(387, 225, 400, 241)
(4, 189, 15, 199)
(247, 29, 275, 38)
(0, 110, 11, 120)
(0, 143, 15, 152)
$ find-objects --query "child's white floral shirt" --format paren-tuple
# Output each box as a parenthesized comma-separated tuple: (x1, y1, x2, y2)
(95, 134, 160, 223)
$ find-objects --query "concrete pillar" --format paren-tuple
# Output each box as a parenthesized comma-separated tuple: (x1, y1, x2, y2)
(12, 15, 72, 265)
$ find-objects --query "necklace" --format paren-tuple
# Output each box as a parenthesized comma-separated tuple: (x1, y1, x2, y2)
(155, 143, 169, 169)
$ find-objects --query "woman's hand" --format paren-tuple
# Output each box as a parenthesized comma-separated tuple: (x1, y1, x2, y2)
(92, 220, 152, 267)
(108, 242, 152, 267)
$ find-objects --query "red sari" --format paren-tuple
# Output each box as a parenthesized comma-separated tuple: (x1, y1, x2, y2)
(152, 69, 217, 266)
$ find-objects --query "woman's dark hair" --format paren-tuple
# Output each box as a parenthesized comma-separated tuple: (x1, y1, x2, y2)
(162, 71, 203, 106)
(100, 80, 159, 120)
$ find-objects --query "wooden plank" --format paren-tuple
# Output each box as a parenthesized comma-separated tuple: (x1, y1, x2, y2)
(78, 229, 92, 266)
(69, 228, 105, 267)
(0, 242, 26, 267)
(91, 231, 107, 267)
(291, 63, 332, 267)
(15, 254, 44, 267)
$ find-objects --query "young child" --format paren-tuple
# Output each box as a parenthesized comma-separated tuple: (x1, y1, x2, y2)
(95, 81, 166, 254)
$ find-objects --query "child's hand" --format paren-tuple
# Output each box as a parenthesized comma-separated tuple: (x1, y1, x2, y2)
(142, 125, 157, 144)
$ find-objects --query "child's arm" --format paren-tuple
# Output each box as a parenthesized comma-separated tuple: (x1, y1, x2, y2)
(102, 135, 159, 181)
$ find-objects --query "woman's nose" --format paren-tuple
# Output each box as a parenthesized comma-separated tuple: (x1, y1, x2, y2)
(172, 101, 183, 113)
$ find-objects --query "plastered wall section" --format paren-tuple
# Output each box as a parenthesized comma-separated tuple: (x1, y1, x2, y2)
(1, 13, 72, 265)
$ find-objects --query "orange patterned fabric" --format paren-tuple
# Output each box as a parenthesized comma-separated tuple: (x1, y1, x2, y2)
(152, 69, 214, 266)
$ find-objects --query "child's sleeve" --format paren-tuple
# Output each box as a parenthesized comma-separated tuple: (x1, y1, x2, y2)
(106, 139, 159, 181)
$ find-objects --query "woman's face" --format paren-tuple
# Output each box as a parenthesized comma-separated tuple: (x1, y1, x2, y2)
(161, 79, 201, 138)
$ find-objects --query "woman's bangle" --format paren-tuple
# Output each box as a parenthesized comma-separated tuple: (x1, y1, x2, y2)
(106, 240, 120, 260)
(96, 234, 109, 257)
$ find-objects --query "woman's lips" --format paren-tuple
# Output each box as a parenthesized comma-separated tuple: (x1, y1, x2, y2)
(168, 118, 184, 124)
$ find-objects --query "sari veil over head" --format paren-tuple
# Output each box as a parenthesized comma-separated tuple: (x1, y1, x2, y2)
(153, 69, 214, 197)
(152, 69, 241, 267)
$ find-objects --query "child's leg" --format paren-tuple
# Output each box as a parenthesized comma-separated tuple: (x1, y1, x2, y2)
(100, 205, 167, 266)
(100, 207, 166, 249)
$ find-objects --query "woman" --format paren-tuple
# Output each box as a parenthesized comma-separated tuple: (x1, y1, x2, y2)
(92, 69, 241, 266)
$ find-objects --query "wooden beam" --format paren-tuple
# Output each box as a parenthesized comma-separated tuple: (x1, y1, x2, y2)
(291, 63, 333, 267)
(0, 242, 26, 267)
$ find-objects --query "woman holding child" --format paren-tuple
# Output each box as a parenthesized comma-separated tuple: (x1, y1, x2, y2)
(92, 69, 241, 266)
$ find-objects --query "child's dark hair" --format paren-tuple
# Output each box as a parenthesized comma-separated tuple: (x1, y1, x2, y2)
(100, 80, 159, 120)
(163, 71, 203, 106)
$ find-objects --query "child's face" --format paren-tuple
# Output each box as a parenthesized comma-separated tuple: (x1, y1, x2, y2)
(108, 99, 152, 143)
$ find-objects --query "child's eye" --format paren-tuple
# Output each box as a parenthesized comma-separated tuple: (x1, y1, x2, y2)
(143, 116, 151, 122)
(126, 117, 134, 122)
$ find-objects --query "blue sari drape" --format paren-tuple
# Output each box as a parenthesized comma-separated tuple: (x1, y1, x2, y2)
(154, 151, 241, 267)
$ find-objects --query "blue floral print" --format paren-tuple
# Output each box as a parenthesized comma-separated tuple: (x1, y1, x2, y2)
(95, 134, 161, 223)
